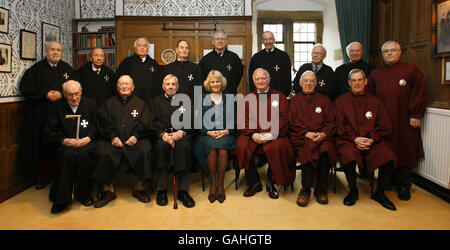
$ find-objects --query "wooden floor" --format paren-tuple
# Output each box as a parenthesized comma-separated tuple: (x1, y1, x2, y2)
(0, 166, 449, 230)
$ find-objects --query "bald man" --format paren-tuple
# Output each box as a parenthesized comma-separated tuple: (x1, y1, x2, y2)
(92, 75, 155, 208)
(19, 41, 79, 190)
(77, 47, 115, 105)
(115, 37, 161, 101)
(44, 80, 98, 214)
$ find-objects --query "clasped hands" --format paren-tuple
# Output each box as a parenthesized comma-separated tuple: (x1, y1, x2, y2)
(251, 132, 274, 145)
(162, 130, 185, 148)
(62, 137, 91, 148)
(353, 137, 374, 151)
(305, 132, 326, 143)
(111, 136, 137, 148)
(46, 90, 62, 102)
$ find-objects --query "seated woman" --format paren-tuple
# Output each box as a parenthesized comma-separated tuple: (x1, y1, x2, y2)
(150, 74, 195, 208)
(193, 70, 236, 203)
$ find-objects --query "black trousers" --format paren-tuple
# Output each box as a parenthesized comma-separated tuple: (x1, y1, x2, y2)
(245, 154, 273, 187)
(343, 160, 394, 192)
(301, 153, 330, 193)
(49, 144, 97, 205)
(156, 169, 190, 191)
(394, 167, 412, 189)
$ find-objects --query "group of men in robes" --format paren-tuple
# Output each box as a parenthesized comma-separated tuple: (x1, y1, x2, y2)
(19, 26, 426, 213)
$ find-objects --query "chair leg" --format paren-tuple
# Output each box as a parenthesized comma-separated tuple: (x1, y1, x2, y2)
(333, 166, 337, 194)
(370, 171, 375, 197)
(201, 172, 205, 192)
(234, 157, 239, 190)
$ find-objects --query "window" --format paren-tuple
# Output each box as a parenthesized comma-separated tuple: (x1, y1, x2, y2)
(262, 23, 285, 51)
(293, 23, 316, 71)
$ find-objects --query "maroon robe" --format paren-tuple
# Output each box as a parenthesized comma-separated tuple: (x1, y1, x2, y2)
(335, 92, 397, 174)
(288, 92, 336, 167)
(368, 61, 427, 168)
(236, 89, 295, 186)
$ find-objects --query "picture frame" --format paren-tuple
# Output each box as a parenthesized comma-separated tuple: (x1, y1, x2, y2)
(0, 7, 9, 34)
(20, 29, 37, 60)
(0, 43, 12, 73)
(433, 0, 450, 57)
(441, 57, 450, 84)
(42, 22, 60, 57)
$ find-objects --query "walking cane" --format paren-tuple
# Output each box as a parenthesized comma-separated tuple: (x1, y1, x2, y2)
(65, 114, 81, 139)
(170, 147, 178, 209)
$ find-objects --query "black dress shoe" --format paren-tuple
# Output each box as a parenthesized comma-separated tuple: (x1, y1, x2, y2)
(51, 203, 69, 214)
(81, 196, 94, 207)
(398, 187, 411, 200)
(243, 183, 263, 197)
(343, 188, 359, 206)
(36, 181, 49, 190)
(372, 191, 396, 211)
(94, 191, 116, 208)
(266, 182, 279, 199)
(132, 189, 151, 203)
(156, 190, 168, 206)
(177, 190, 195, 208)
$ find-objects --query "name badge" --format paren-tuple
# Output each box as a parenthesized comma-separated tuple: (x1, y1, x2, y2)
(366, 111, 373, 119)
(399, 79, 407, 87)
(315, 107, 322, 114)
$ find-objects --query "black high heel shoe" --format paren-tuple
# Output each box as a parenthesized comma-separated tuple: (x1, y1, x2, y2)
(208, 193, 216, 203)
(216, 193, 226, 203)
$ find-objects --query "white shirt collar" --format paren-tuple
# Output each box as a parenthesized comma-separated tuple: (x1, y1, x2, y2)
(257, 87, 270, 94)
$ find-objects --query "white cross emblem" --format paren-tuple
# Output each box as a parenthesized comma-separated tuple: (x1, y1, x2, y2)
(188, 74, 194, 81)
(227, 64, 232, 71)
(63, 73, 69, 79)
(179, 106, 186, 113)
(131, 110, 138, 117)
(80, 119, 88, 128)
(274, 65, 280, 72)
(150, 67, 155, 72)
(319, 80, 325, 87)
(104, 75, 109, 82)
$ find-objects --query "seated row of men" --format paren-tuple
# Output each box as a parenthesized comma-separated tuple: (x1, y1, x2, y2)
(45, 67, 398, 214)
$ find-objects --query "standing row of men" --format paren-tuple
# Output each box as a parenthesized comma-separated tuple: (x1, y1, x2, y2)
(19, 29, 426, 213)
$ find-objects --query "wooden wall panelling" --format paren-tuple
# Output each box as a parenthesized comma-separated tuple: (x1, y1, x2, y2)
(115, 16, 252, 94)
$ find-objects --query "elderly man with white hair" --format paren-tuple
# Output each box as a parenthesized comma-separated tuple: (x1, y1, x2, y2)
(292, 44, 337, 100)
(115, 37, 161, 100)
(335, 41, 375, 96)
(44, 80, 98, 214)
(19, 41, 79, 190)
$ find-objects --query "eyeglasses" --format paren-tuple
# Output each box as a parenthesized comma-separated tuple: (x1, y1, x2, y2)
(382, 48, 399, 53)
(213, 37, 226, 41)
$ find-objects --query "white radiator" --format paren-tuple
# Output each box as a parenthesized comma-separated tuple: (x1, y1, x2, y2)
(415, 107, 450, 189)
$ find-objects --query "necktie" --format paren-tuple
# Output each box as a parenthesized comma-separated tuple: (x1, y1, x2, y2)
(95, 69, 100, 75)
(313, 65, 318, 74)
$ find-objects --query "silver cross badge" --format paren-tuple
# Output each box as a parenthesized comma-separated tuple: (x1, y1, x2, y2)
(63, 73, 69, 79)
(131, 110, 138, 117)
(104, 75, 109, 82)
(227, 64, 232, 71)
(81, 119, 89, 128)
(179, 106, 186, 113)
(150, 67, 155, 72)
(188, 74, 194, 81)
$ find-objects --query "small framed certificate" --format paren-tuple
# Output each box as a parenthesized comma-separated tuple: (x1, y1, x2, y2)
(20, 29, 37, 60)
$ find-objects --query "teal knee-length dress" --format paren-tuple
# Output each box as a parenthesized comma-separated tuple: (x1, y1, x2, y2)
(193, 94, 236, 177)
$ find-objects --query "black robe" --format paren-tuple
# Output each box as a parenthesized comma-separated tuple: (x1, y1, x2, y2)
(159, 59, 203, 99)
(92, 94, 154, 185)
(293, 63, 337, 100)
(44, 97, 98, 205)
(199, 49, 243, 95)
(115, 54, 161, 101)
(76, 62, 115, 105)
(335, 60, 375, 96)
(249, 47, 292, 96)
(150, 94, 194, 173)
(18, 58, 78, 175)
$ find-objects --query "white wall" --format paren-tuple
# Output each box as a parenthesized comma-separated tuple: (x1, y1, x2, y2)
(321, 0, 343, 70)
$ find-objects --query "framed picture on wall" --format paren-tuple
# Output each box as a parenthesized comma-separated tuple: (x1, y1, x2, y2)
(0, 7, 9, 34)
(20, 30, 37, 60)
(42, 22, 60, 57)
(0, 43, 12, 73)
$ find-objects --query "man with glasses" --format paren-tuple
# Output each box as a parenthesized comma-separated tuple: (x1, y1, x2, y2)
(199, 29, 243, 94)
(292, 44, 337, 100)
(368, 41, 427, 201)
(44, 80, 98, 213)
(248, 31, 292, 96)
(335, 41, 375, 96)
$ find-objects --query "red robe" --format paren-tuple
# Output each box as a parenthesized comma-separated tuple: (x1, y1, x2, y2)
(335, 92, 398, 174)
(288, 92, 336, 167)
(236, 89, 295, 186)
(368, 61, 427, 168)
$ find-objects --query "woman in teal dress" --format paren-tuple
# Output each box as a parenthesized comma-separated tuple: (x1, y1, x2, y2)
(193, 70, 236, 203)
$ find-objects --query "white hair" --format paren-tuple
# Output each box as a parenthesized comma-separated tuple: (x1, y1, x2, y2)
(252, 68, 271, 81)
(381, 40, 401, 52)
(299, 70, 316, 82)
(312, 43, 327, 55)
(134, 37, 149, 48)
(62, 80, 81, 93)
(212, 29, 227, 39)
(345, 41, 363, 57)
